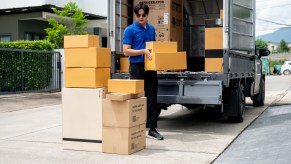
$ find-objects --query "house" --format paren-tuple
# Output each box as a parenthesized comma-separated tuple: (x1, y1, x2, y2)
(0, 0, 108, 46)
(267, 41, 279, 53)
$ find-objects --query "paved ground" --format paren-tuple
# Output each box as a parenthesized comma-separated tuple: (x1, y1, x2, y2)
(0, 76, 291, 164)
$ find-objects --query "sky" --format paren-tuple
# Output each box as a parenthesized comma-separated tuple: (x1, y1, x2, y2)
(256, 0, 291, 36)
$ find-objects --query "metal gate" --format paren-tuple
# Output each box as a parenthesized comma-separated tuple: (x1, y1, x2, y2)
(0, 48, 61, 94)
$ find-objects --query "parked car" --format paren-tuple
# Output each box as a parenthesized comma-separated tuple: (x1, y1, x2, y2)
(280, 61, 291, 75)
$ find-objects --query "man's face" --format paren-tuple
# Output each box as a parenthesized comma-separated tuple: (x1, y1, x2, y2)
(135, 9, 148, 24)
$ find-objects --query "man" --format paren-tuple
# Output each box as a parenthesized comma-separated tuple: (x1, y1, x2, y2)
(123, 2, 164, 140)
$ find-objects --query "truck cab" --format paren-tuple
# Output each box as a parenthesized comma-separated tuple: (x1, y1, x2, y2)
(107, 0, 269, 122)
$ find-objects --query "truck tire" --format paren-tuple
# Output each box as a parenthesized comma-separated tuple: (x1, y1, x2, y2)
(252, 79, 265, 107)
(227, 84, 246, 123)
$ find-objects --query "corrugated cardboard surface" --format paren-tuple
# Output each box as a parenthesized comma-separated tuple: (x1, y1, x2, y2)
(65, 48, 111, 68)
(63, 141, 102, 152)
(65, 68, 110, 88)
(102, 124, 146, 155)
(205, 58, 224, 72)
(146, 42, 177, 53)
(108, 79, 144, 94)
(205, 27, 223, 50)
(62, 88, 105, 152)
(134, 0, 183, 51)
(103, 97, 147, 127)
(64, 35, 99, 48)
(120, 57, 130, 73)
(145, 52, 187, 71)
(106, 92, 145, 101)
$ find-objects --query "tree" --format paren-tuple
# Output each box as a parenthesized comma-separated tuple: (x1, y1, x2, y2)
(255, 39, 268, 49)
(277, 40, 289, 52)
(45, 2, 88, 49)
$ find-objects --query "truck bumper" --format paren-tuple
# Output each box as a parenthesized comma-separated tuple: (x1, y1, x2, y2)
(158, 80, 222, 105)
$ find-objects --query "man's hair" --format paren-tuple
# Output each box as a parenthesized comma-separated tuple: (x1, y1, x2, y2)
(134, 2, 149, 15)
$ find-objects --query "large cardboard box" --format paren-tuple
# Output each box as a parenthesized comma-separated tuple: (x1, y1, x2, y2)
(146, 42, 177, 53)
(62, 88, 106, 152)
(65, 48, 111, 68)
(145, 52, 187, 71)
(134, 0, 183, 51)
(65, 68, 110, 88)
(120, 57, 130, 73)
(102, 124, 146, 155)
(64, 35, 99, 48)
(108, 79, 144, 94)
(103, 97, 147, 127)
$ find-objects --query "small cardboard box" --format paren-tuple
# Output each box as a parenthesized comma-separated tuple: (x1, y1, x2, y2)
(146, 42, 177, 53)
(65, 48, 111, 68)
(120, 57, 130, 73)
(205, 27, 223, 50)
(62, 88, 106, 152)
(145, 52, 187, 71)
(102, 124, 146, 155)
(205, 58, 224, 73)
(65, 68, 110, 88)
(108, 79, 144, 94)
(64, 35, 99, 48)
(106, 92, 145, 101)
(103, 97, 147, 127)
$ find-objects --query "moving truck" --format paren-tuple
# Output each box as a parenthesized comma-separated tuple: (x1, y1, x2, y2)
(107, 0, 270, 122)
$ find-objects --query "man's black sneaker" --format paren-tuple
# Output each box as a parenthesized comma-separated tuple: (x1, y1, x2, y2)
(148, 129, 164, 140)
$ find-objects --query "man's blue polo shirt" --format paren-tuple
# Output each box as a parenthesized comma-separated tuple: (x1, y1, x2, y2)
(123, 21, 156, 64)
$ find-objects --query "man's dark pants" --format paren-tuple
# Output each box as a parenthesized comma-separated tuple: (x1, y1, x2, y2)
(129, 63, 161, 128)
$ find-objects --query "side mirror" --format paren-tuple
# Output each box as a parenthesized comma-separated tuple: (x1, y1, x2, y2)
(258, 49, 270, 57)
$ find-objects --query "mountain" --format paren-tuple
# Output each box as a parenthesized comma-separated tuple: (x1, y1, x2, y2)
(256, 27, 291, 43)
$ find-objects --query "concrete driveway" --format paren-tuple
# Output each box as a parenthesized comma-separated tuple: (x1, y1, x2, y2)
(0, 76, 291, 164)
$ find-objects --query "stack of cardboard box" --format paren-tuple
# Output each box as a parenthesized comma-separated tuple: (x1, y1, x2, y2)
(134, 0, 183, 51)
(145, 41, 187, 71)
(62, 35, 110, 152)
(102, 79, 147, 155)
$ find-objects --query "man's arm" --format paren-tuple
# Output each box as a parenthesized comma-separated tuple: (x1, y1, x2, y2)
(123, 44, 152, 60)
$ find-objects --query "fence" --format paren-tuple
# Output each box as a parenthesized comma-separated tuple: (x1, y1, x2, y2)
(266, 53, 291, 60)
(0, 48, 61, 95)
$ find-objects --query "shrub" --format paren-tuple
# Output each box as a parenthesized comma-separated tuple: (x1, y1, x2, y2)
(0, 40, 55, 93)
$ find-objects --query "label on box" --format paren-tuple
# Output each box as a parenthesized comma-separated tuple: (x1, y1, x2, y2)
(164, 13, 169, 24)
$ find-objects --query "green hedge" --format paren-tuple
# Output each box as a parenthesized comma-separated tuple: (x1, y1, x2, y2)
(0, 40, 54, 92)
(0, 40, 54, 51)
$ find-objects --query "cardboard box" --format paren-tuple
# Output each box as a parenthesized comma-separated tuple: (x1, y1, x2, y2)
(102, 124, 146, 155)
(146, 42, 177, 53)
(65, 68, 110, 88)
(205, 27, 223, 50)
(220, 10, 223, 19)
(205, 58, 224, 72)
(134, 0, 183, 51)
(120, 57, 130, 73)
(62, 88, 106, 152)
(64, 35, 99, 48)
(145, 52, 187, 71)
(106, 92, 145, 101)
(65, 48, 111, 68)
(108, 79, 144, 94)
(103, 97, 147, 127)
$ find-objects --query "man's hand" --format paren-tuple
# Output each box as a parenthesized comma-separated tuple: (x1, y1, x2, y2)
(144, 49, 152, 60)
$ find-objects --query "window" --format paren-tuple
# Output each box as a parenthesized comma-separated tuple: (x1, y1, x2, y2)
(0, 35, 11, 42)
(24, 32, 45, 40)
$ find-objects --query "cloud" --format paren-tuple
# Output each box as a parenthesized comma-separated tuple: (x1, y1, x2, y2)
(256, 0, 291, 36)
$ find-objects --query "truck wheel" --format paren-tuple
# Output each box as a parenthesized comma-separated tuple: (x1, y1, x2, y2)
(283, 70, 291, 76)
(252, 79, 265, 107)
(227, 84, 246, 123)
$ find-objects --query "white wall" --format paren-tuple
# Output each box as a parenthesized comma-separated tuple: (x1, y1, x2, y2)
(0, 0, 107, 17)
